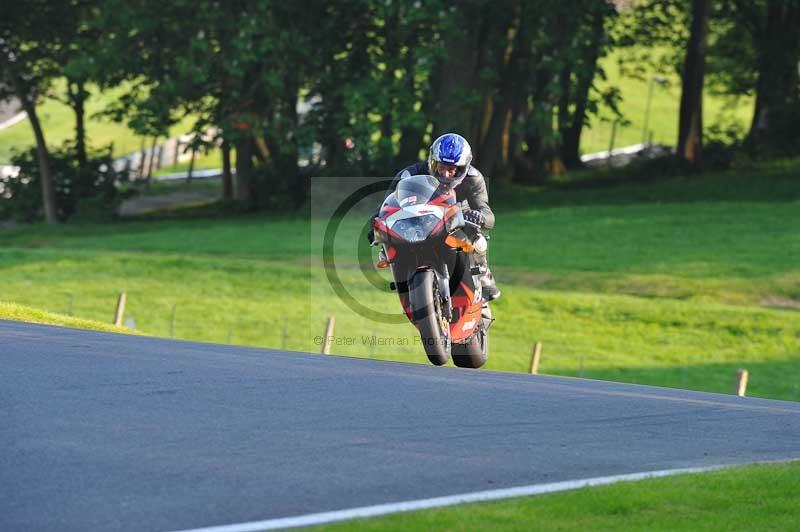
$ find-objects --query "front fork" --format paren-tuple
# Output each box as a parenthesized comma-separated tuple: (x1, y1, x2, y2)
(437, 264, 452, 322)
(379, 243, 454, 323)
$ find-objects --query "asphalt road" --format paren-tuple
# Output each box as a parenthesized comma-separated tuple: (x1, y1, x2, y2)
(2, 320, 799, 531)
(0, 97, 21, 125)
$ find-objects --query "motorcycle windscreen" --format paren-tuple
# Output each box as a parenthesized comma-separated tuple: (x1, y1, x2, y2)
(392, 175, 440, 207)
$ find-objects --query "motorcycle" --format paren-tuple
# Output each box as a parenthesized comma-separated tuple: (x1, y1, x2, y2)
(372, 174, 493, 368)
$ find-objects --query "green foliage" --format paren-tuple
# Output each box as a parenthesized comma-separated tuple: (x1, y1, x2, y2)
(1, 145, 119, 222)
(0, 1, 74, 102)
(3, 0, 799, 220)
(613, 0, 690, 80)
(81, 0, 625, 186)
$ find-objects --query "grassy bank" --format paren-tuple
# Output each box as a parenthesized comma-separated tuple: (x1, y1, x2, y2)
(320, 461, 800, 531)
(0, 300, 134, 334)
(1, 160, 798, 400)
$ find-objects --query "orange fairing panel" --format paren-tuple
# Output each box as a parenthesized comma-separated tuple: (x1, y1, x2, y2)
(450, 305, 482, 342)
(445, 234, 473, 253)
(449, 282, 481, 342)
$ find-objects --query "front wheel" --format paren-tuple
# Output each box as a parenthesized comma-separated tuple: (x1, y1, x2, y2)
(452, 329, 488, 369)
(409, 270, 450, 366)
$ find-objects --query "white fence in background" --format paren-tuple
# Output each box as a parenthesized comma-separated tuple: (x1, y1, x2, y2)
(1, 165, 20, 179)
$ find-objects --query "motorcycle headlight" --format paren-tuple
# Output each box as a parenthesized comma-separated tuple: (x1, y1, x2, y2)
(391, 215, 441, 243)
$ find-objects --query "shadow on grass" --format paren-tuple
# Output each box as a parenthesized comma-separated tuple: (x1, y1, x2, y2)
(492, 157, 800, 210)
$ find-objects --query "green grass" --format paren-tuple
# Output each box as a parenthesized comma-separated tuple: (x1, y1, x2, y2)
(318, 461, 800, 531)
(0, 47, 788, 532)
(1, 160, 798, 400)
(0, 80, 195, 164)
(119, 175, 222, 198)
(0, 300, 134, 334)
(582, 49, 752, 154)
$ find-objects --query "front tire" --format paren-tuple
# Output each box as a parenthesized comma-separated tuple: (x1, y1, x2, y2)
(409, 270, 450, 366)
(452, 330, 488, 369)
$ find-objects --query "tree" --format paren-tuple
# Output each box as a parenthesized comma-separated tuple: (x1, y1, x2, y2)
(669, 0, 800, 155)
(307, 0, 442, 175)
(96, 0, 320, 207)
(557, 1, 618, 168)
(0, 2, 70, 223)
(677, 0, 709, 166)
(748, 0, 800, 148)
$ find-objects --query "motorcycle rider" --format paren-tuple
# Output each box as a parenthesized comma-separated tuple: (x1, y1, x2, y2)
(368, 132, 500, 301)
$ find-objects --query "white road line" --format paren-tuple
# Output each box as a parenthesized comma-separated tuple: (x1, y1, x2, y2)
(0, 111, 26, 131)
(168, 464, 736, 532)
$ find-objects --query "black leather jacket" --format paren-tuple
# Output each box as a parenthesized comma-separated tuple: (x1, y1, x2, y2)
(378, 161, 495, 230)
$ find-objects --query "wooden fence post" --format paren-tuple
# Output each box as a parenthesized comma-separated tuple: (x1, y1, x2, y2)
(321, 316, 335, 354)
(735, 369, 749, 397)
(529, 341, 542, 375)
(113, 292, 127, 327)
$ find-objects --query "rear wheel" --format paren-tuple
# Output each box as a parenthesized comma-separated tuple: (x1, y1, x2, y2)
(452, 329, 488, 368)
(409, 270, 450, 366)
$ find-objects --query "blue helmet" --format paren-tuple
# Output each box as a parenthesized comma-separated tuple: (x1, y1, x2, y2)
(428, 133, 472, 187)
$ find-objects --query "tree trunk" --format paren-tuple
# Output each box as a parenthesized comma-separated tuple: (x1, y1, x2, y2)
(431, 11, 480, 137)
(137, 139, 146, 180)
(396, 45, 426, 166)
(321, 92, 344, 171)
(379, 111, 394, 171)
(513, 53, 559, 184)
(749, 0, 800, 145)
(234, 137, 254, 204)
(68, 79, 88, 174)
(20, 93, 58, 224)
(221, 138, 233, 200)
(479, 103, 509, 178)
(186, 145, 196, 183)
(562, 8, 606, 168)
(557, 63, 572, 151)
(677, 0, 709, 167)
(145, 136, 158, 186)
(397, 127, 426, 167)
(517, 103, 561, 183)
(479, 13, 525, 178)
(282, 79, 306, 208)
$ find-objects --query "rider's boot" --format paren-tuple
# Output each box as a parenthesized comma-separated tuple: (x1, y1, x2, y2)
(472, 232, 500, 301)
(480, 269, 501, 301)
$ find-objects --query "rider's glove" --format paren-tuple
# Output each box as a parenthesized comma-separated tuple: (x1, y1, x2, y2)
(463, 209, 485, 227)
(367, 227, 375, 245)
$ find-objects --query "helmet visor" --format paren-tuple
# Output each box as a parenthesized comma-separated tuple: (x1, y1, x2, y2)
(431, 161, 468, 184)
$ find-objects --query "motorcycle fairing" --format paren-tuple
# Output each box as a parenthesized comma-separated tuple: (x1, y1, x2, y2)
(373, 174, 486, 349)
